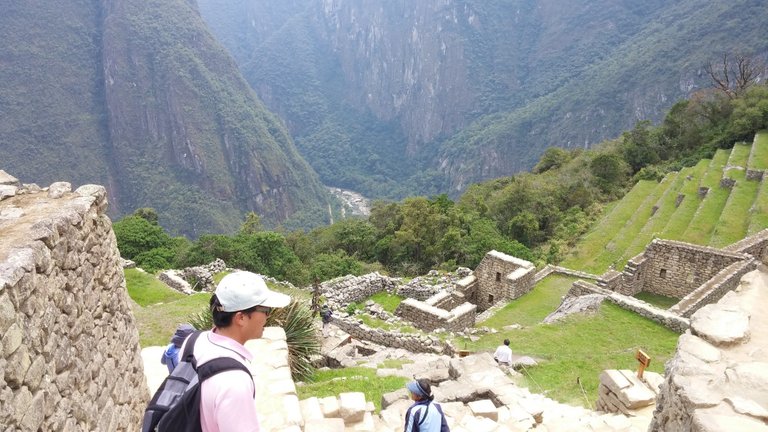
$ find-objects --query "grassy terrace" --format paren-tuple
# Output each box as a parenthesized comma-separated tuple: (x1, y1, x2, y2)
(562, 180, 658, 273)
(749, 131, 768, 170)
(680, 150, 730, 245)
(458, 301, 678, 407)
(619, 171, 685, 267)
(659, 159, 710, 241)
(726, 141, 752, 168)
(748, 178, 768, 235)
(589, 178, 670, 272)
(710, 170, 760, 247)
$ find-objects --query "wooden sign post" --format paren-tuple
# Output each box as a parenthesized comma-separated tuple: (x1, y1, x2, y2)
(635, 349, 651, 378)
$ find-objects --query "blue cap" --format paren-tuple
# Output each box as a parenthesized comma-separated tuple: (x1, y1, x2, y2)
(406, 380, 429, 398)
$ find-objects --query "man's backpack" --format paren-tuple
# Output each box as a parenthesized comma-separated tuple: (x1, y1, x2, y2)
(142, 331, 253, 432)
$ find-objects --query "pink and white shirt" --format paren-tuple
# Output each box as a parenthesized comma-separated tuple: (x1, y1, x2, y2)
(191, 330, 259, 432)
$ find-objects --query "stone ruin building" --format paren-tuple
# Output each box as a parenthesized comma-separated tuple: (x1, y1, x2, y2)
(456, 250, 536, 311)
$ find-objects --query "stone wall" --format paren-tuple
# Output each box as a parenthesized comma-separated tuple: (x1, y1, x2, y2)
(0, 173, 147, 431)
(668, 259, 757, 318)
(331, 316, 456, 355)
(394, 295, 477, 333)
(649, 269, 768, 432)
(622, 240, 748, 298)
(320, 273, 398, 307)
(472, 251, 535, 311)
(569, 281, 690, 333)
(723, 228, 768, 263)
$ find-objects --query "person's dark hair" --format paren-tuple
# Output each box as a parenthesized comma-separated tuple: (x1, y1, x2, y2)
(416, 379, 433, 401)
(210, 294, 259, 328)
(504, 338, 510, 346)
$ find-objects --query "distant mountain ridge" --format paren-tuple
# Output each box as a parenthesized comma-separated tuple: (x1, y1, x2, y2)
(0, 0, 332, 236)
(197, 0, 768, 198)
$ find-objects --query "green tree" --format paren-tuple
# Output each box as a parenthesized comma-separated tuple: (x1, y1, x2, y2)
(113, 215, 171, 259)
(240, 212, 263, 235)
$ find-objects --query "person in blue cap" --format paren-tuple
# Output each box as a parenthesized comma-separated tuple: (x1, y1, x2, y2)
(160, 323, 195, 373)
(404, 378, 450, 431)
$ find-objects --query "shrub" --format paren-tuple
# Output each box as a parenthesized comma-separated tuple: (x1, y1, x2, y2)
(188, 299, 320, 381)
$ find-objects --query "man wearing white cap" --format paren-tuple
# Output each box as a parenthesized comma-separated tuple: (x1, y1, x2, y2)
(190, 271, 291, 432)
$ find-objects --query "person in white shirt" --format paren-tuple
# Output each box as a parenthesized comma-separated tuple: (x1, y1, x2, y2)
(493, 338, 513, 366)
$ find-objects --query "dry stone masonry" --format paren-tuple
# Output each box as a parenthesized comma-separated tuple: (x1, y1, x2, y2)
(649, 268, 768, 432)
(457, 250, 536, 311)
(0, 170, 147, 431)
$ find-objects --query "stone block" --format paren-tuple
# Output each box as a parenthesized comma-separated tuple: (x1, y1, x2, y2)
(283, 394, 303, 426)
(338, 392, 366, 424)
(468, 399, 498, 421)
(350, 411, 375, 431)
(300, 397, 325, 422)
(692, 407, 768, 432)
(378, 407, 403, 430)
(320, 396, 341, 418)
(303, 418, 346, 432)
(460, 415, 498, 432)
(381, 388, 408, 409)
(690, 303, 750, 346)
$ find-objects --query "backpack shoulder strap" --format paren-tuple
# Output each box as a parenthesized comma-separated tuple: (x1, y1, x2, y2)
(197, 357, 254, 397)
(180, 330, 204, 367)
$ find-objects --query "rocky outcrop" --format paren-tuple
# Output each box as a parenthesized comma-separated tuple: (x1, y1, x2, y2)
(649, 268, 768, 431)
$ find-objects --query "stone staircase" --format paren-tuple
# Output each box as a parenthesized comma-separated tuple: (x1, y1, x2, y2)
(142, 328, 654, 431)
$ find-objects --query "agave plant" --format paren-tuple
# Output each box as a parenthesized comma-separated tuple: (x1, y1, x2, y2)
(188, 298, 320, 381)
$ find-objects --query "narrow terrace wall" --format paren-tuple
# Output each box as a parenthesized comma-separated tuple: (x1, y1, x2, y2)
(668, 259, 757, 318)
(0, 179, 148, 430)
(723, 228, 768, 263)
(569, 281, 689, 333)
(332, 316, 455, 355)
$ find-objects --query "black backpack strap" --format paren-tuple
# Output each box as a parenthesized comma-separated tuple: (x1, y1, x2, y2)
(198, 357, 254, 397)
(181, 330, 204, 367)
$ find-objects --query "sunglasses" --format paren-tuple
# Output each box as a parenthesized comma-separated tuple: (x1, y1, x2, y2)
(252, 305, 272, 316)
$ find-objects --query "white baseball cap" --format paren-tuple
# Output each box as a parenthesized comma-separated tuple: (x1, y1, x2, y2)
(215, 271, 291, 312)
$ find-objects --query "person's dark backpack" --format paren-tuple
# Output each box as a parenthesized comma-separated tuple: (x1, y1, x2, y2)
(142, 331, 253, 432)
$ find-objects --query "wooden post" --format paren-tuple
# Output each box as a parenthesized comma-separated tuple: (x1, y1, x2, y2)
(635, 349, 651, 378)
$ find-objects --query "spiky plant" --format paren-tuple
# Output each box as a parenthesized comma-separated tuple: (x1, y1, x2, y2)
(188, 298, 320, 381)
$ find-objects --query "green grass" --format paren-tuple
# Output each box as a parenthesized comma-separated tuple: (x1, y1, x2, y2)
(680, 163, 730, 245)
(748, 131, 768, 170)
(562, 181, 658, 272)
(659, 159, 710, 241)
(131, 293, 212, 347)
(726, 142, 751, 168)
(297, 367, 408, 412)
(589, 178, 669, 272)
(748, 178, 768, 235)
(125, 268, 187, 306)
(619, 170, 685, 267)
(455, 303, 679, 407)
(212, 271, 229, 285)
(480, 275, 578, 327)
(710, 170, 760, 248)
(359, 314, 418, 333)
(634, 292, 680, 309)
(368, 292, 404, 313)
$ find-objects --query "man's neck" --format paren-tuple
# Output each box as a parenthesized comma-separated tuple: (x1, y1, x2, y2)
(213, 326, 246, 345)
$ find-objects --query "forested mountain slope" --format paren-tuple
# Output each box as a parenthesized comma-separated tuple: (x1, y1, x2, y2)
(0, 0, 332, 236)
(197, 0, 768, 198)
